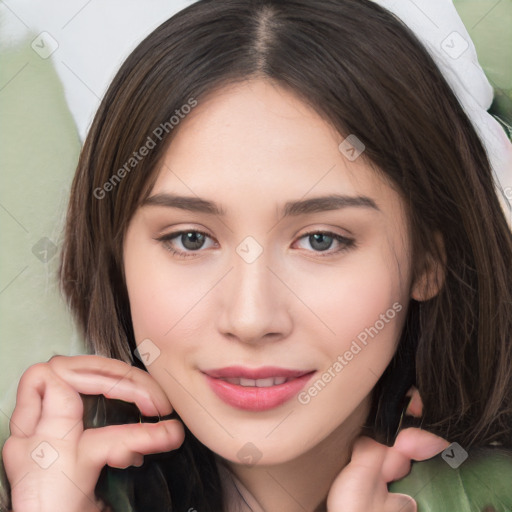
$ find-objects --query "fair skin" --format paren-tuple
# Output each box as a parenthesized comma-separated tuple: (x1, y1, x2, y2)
(3, 79, 448, 512)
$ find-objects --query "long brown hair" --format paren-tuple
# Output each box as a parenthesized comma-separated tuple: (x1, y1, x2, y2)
(56, 0, 512, 508)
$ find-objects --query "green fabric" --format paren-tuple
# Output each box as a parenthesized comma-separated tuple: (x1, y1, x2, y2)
(454, 0, 512, 132)
(0, 34, 83, 437)
(389, 448, 512, 511)
(0, 33, 84, 510)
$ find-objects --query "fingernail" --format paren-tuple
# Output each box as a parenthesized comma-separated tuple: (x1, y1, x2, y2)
(428, 437, 451, 457)
(405, 390, 423, 417)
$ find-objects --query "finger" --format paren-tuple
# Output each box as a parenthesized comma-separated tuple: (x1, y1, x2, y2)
(351, 437, 412, 487)
(80, 419, 185, 470)
(404, 387, 423, 417)
(393, 427, 449, 461)
(48, 355, 173, 417)
(10, 363, 83, 439)
(10, 364, 45, 438)
(385, 492, 417, 512)
(382, 446, 412, 482)
(350, 436, 388, 467)
(327, 463, 380, 511)
(327, 436, 387, 510)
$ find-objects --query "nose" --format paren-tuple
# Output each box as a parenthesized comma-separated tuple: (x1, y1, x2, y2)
(216, 247, 293, 345)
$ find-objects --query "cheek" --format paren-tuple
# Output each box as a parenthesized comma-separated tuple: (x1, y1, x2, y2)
(124, 240, 206, 343)
(295, 262, 407, 428)
(124, 263, 169, 342)
(127, 277, 182, 342)
(296, 247, 408, 354)
(294, 244, 410, 416)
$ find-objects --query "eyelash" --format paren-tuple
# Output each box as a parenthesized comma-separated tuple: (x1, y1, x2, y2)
(155, 229, 356, 259)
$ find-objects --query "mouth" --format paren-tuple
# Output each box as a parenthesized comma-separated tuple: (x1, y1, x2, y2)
(202, 366, 316, 411)
(216, 376, 290, 387)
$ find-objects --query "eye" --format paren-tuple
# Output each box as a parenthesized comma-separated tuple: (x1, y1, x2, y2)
(155, 229, 217, 258)
(294, 231, 355, 256)
(155, 229, 355, 259)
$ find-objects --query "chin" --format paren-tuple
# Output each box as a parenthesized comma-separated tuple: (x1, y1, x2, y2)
(190, 424, 319, 467)
(211, 440, 300, 467)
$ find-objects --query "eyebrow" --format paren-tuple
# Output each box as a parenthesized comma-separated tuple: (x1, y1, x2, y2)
(142, 193, 380, 216)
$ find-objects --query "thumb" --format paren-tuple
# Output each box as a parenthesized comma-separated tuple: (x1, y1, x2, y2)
(382, 428, 449, 483)
(393, 427, 450, 462)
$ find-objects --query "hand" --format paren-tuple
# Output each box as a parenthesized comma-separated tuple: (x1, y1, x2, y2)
(2, 355, 185, 512)
(327, 388, 449, 512)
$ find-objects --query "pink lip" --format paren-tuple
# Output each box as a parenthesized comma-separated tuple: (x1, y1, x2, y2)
(202, 366, 316, 411)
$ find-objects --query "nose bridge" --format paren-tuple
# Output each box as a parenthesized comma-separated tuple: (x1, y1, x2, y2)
(217, 238, 290, 342)
(231, 242, 275, 315)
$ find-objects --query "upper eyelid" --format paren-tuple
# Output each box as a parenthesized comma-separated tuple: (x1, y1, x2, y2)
(157, 229, 215, 242)
(157, 227, 351, 240)
(298, 229, 352, 240)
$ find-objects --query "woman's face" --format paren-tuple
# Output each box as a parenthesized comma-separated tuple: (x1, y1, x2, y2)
(123, 79, 415, 465)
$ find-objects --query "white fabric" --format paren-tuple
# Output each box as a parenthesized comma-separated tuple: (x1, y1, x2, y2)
(373, 0, 512, 227)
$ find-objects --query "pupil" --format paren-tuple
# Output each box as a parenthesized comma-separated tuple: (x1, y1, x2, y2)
(182, 232, 205, 250)
(310, 233, 332, 251)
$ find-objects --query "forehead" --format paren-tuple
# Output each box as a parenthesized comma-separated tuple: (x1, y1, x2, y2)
(149, 79, 400, 215)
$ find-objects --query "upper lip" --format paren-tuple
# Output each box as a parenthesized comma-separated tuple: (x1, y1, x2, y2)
(202, 366, 314, 379)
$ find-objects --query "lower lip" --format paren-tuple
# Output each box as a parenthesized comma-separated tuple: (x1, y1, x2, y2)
(204, 373, 315, 411)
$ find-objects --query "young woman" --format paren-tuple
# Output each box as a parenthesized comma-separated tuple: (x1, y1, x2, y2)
(2, 0, 511, 510)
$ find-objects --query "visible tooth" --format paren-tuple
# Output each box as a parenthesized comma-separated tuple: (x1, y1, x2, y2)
(255, 378, 275, 388)
(224, 376, 290, 387)
(239, 378, 256, 387)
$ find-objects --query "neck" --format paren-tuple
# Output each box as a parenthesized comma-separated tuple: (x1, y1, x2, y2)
(220, 396, 372, 512)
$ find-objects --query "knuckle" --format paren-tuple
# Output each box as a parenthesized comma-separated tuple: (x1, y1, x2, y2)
(148, 423, 169, 444)
(47, 354, 69, 372)
(117, 430, 142, 453)
(130, 424, 156, 449)
(95, 354, 131, 373)
(19, 362, 51, 387)
(169, 420, 185, 440)
(137, 388, 154, 406)
(109, 443, 137, 469)
(47, 354, 64, 365)
(2, 436, 22, 462)
(156, 421, 184, 448)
